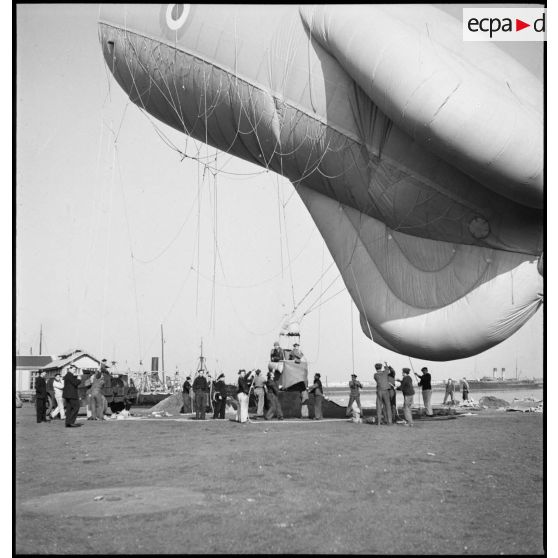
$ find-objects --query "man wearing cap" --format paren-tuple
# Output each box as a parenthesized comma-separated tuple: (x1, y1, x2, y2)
(212, 373, 227, 419)
(288, 343, 304, 363)
(270, 341, 284, 363)
(414, 367, 433, 416)
(396, 368, 415, 426)
(63, 365, 82, 427)
(307, 373, 324, 419)
(181, 376, 192, 414)
(346, 373, 363, 418)
(373, 363, 392, 425)
(192, 370, 209, 420)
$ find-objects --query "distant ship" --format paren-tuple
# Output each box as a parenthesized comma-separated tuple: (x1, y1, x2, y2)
(466, 377, 543, 390)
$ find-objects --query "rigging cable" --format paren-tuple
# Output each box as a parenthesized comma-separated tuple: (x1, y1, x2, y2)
(99, 139, 118, 357)
(280, 180, 296, 309)
(114, 148, 144, 362)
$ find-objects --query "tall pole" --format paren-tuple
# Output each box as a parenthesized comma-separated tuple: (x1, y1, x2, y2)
(39, 324, 43, 355)
(161, 324, 165, 386)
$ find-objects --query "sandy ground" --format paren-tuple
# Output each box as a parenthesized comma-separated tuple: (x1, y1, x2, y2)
(15, 404, 543, 555)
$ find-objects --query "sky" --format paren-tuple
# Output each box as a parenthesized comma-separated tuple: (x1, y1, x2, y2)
(15, 4, 547, 386)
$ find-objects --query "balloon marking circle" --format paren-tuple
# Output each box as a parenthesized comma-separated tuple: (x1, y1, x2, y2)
(166, 4, 190, 31)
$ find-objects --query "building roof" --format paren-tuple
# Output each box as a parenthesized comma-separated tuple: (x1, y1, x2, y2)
(41, 350, 101, 371)
(15, 355, 54, 370)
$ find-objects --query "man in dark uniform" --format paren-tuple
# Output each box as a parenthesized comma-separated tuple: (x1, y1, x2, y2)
(35, 370, 49, 423)
(387, 367, 398, 423)
(192, 370, 209, 420)
(396, 367, 415, 426)
(63, 365, 82, 427)
(212, 373, 227, 419)
(265, 371, 283, 420)
(307, 373, 324, 420)
(414, 366, 433, 416)
(182, 376, 192, 414)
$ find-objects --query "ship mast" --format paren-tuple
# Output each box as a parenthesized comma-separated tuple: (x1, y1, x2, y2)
(197, 338, 208, 373)
(161, 324, 165, 386)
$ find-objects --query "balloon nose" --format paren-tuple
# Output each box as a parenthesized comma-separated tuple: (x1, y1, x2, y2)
(537, 253, 544, 276)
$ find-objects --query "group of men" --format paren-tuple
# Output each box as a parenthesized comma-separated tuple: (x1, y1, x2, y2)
(34, 365, 83, 428)
(343, 364, 431, 426)
(35, 363, 136, 428)
(345, 364, 472, 426)
(181, 368, 245, 421)
(236, 368, 286, 423)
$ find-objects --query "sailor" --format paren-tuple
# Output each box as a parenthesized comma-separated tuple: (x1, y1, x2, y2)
(373, 363, 392, 425)
(265, 371, 284, 420)
(192, 370, 209, 420)
(346, 373, 363, 418)
(181, 376, 192, 414)
(236, 369, 253, 423)
(307, 373, 324, 420)
(396, 368, 415, 426)
(212, 373, 227, 419)
(50, 372, 66, 420)
(288, 343, 304, 363)
(414, 367, 433, 416)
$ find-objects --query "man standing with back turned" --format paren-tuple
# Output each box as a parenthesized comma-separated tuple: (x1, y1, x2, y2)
(35, 370, 49, 424)
(252, 369, 266, 419)
(415, 366, 433, 416)
(63, 365, 82, 428)
(192, 370, 209, 420)
(373, 363, 392, 425)
(397, 367, 415, 426)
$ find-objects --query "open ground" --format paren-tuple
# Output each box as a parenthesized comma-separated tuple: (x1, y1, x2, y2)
(15, 404, 543, 554)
